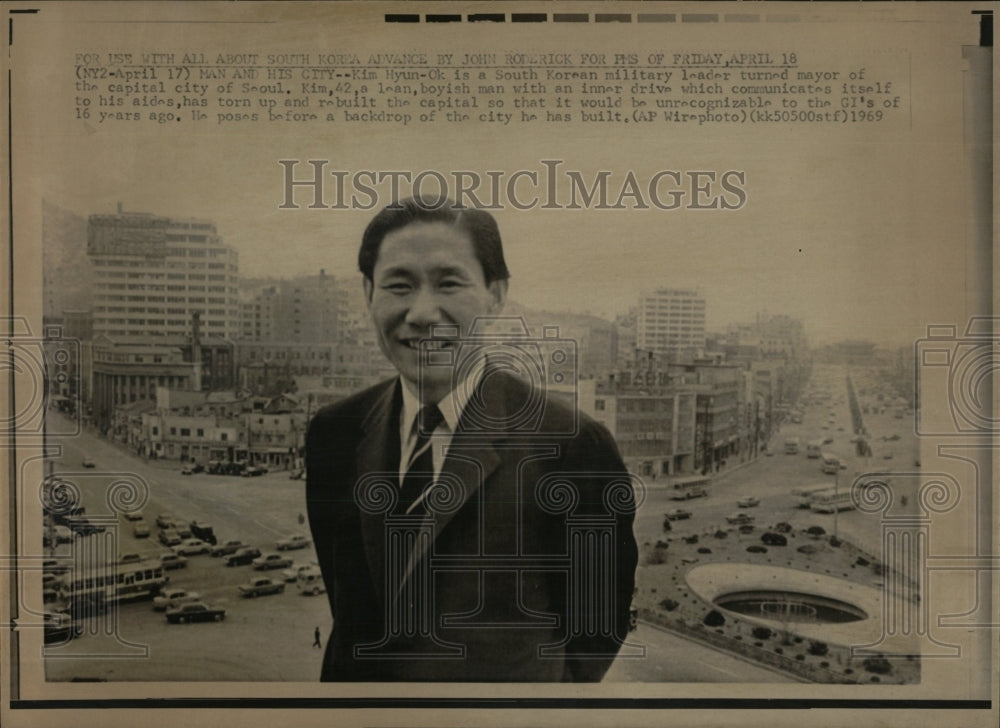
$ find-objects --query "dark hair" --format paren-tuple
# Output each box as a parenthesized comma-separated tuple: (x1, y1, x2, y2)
(358, 197, 511, 284)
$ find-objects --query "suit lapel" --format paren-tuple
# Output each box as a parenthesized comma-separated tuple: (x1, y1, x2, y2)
(355, 379, 402, 610)
(396, 369, 512, 597)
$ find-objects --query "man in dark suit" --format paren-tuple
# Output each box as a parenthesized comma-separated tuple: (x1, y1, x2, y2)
(305, 198, 638, 681)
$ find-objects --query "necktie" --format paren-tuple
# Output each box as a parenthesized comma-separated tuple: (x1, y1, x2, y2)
(398, 404, 445, 514)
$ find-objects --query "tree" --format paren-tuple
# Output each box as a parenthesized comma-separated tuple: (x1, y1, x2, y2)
(703, 610, 725, 627)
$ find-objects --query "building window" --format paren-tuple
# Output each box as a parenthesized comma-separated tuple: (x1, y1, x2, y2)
(180, 428, 190, 437)
(170, 427, 177, 435)
(595, 399, 605, 411)
(196, 428, 204, 437)
(221, 432, 228, 441)
(152, 426, 159, 435)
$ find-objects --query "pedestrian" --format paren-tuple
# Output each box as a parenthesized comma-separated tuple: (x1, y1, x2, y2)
(313, 626, 321, 648)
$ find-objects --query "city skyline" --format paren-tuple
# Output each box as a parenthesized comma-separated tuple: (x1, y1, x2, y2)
(43, 194, 933, 351)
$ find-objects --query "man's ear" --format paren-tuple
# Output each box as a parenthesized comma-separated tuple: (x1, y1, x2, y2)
(487, 279, 508, 313)
(362, 277, 374, 309)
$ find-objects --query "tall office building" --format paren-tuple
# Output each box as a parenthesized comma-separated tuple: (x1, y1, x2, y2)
(238, 270, 344, 344)
(88, 205, 239, 340)
(635, 288, 706, 357)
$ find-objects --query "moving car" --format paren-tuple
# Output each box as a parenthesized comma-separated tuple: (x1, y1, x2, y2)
(118, 552, 143, 564)
(133, 520, 151, 538)
(668, 488, 707, 501)
(158, 529, 182, 547)
(210, 539, 245, 557)
(664, 508, 692, 521)
(726, 513, 756, 526)
(252, 552, 293, 571)
(159, 552, 188, 570)
(225, 547, 262, 567)
(737, 496, 760, 508)
(81, 458, 95, 468)
(281, 561, 320, 583)
(173, 539, 211, 556)
(275, 534, 311, 551)
(238, 577, 285, 598)
(124, 510, 145, 522)
(165, 602, 226, 624)
(44, 611, 82, 643)
(153, 588, 202, 612)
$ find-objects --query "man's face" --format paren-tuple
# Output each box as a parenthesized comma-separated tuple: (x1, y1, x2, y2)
(364, 221, 507, 402)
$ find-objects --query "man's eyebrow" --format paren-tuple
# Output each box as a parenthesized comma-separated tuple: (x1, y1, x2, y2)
(376, 266, 417, 280)
(433, 265, 474, 278)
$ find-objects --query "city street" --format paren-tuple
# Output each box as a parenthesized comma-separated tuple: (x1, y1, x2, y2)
(42, 364, 912, 682)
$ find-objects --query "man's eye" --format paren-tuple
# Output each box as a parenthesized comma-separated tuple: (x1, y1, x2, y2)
(439, 279, 465, 290)
(382, 282, 411, 293)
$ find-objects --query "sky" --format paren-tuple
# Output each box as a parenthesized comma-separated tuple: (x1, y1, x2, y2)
(19, 4, 980, 350)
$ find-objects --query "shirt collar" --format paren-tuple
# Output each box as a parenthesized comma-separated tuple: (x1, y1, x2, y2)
(399, 355, 486, 440)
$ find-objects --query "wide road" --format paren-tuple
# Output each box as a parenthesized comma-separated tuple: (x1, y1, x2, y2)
(41, 413, 798, 683)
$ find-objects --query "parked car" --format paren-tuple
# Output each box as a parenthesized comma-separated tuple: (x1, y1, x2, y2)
(225, 547, 262, 567)
(289, 469, 304, 480)
(275, 534, 311, 551)
(664, 508, 692, 521)
(81, 458, 95, 468)
(210, 540, 245, 557)
(156, 513, 177, 529)
(243, 465, 268, 477)
(53, 525, 74, 544)
(252, 552, 293, 570)
(153, 588, 202, 612)
(159, 552, 188, 570)
(158, 529, 182, 547)
(165, 602, 226, 624)
(737, 496, 760, 508)
(133, 520, 151, 538)
(181, 466, 193, 475)
(117, 552, 143, 564)
(238, 576, 285, 598)
(124, 510, 145, 522)
(726, 513, 756, 525)
(173, 539, 211, 556)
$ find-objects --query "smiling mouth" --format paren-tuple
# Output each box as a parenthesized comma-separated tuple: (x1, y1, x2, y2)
(402, 338, 456, 350)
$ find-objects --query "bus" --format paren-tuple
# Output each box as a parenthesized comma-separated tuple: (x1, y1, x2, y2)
(806, 440, 823, 459)
(784, 437, 801, 455)
(791, 483, 835, 508)
(809, 488, 855, 513)
(821, 453, 841, 474)
(62, 558, 168, 611)
(666, 475, 712, 500)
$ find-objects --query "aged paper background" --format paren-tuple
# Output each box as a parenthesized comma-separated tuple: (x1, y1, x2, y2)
(2, 1, 997, 726)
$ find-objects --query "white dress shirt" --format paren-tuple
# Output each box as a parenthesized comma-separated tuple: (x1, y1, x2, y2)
(397, 356, 486, 487)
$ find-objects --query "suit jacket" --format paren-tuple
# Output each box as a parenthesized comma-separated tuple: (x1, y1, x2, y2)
(305, 369, 638, 682)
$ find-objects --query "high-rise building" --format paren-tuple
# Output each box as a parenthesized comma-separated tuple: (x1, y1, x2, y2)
(636, 288, 706, 357)
(87, 205, 240, 340)
(238, 270, 342, 344)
